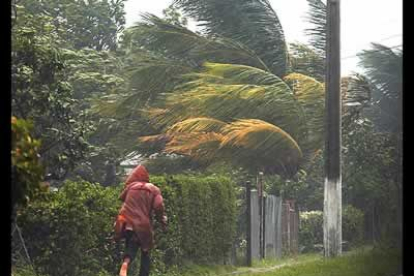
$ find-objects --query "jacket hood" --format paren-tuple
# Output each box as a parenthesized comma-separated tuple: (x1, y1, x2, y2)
(125, 165, 150, 186)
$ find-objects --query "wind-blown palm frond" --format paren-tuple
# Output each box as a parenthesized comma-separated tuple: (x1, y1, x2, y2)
(174, 62, 285, 91)
(174, 0, 289, 77)
(165, 132, 225, 163)
(155, 63, 306, 139)
(138, 133, 173, 155)
(283, 73, 325, 148)
(161, 117, 303, 174)
(304, 0, 326, 56)
(221, 119, 301, 156)
(125, 54, 194, 105)
(167, 117, 227, 133)
(342, 73, 371, 108)
(126, 14, 269, 71)
(289, 43, 325, 82)
(141, 63, 329, 175)
(139, 118, 226, 161)
(358, 43, 402, 133)
(341, 73, 373, 132)
(106, 13, 272, 115)
(220, 119, 303, 173)
(357, 43, 402, 100)
(199, 62, 285, 86)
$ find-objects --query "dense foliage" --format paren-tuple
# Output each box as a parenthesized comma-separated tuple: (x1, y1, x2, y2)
(17, 0, 126, 51)
(16, 174, 237, 276)
(12, 3, 91, 182)
(11, 117, 44, 210)
(150, 174, 237, 266)
(17, 181, 121, 276)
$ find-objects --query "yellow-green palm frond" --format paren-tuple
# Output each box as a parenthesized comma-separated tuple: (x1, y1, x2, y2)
(167, 117, 227, 133)
(140, 117, 227, 161)
(145, 106, 199, 130)
(168, 83, 303, 137)
(284, 73, 325, 105)
(161, 63, 306, 139)
(284, 73, 325, 150)
(139, 134, 172, 144)
(164, 132, 225, 162)
(219, 119, 303, 172)
(137, 133, 173, 155)
(162, 117, 303, 174)
(221, 119, 301, 156)
(175, 62, 284, 91)
(144, 115, 304, 171)
(201, 62, 285, 86)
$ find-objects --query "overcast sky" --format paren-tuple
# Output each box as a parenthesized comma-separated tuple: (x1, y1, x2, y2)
(124, 0, 402, 76)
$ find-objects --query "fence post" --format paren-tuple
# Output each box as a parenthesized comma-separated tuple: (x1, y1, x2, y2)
(262, 195, 266, 259)
(258, 172, 264, 259)
(246, 181, 252, 267)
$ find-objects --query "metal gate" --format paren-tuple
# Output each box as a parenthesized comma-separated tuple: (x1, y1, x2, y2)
(246, 185, 298, 264)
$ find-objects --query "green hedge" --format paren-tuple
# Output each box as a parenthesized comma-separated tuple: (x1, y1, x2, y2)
(299, 205, 364, 253)
(152, 174, 237, 266)
(17, 181, 122, 276)
(16, 174, 237, 276)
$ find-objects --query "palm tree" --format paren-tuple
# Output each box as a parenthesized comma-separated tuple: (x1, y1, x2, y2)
(358, 43, 402, 133)
(100, 0, 369, 177)
(140, 62, 325, 176)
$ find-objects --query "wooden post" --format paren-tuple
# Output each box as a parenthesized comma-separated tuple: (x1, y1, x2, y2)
(246, 181, 252, 266)
(324, 0, 342, 257)
(258, 172, 264, 259)
(262, 195, 266, 259)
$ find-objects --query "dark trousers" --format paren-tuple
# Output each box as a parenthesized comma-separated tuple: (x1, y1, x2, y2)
(124, 230, 150, 276)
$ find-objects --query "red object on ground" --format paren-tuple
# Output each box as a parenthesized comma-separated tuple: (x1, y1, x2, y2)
(114, 165, 167, 251)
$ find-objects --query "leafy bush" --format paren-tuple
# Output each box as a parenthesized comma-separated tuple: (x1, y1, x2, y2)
(342, 205, 365, 245)
(298, 210, 323, 253)
(11, 117, 44, 209)
(153, 174, 237, 266)
(17, 174, 237, 276)
(17, 180, 122, 276)
(299, 205, 365, 252)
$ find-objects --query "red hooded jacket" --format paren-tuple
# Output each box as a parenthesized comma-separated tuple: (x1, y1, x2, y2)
(114, 165, 167, 251)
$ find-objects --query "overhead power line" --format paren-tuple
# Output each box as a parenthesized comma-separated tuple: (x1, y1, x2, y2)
(376, 33, 402, 42)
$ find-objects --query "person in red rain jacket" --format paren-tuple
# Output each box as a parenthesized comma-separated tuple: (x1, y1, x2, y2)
(114, 164, 167, 276)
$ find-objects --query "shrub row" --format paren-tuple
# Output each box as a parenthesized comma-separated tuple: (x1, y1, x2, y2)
(16, 174, 237, 276)
(153, 174, 237, 266)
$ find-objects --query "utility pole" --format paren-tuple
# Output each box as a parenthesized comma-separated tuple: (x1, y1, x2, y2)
(324, 0, 342, 257)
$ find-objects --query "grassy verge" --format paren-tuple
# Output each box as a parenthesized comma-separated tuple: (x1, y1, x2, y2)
(242, 247, 402, 276)
(12, 247, 401, 276)
(163, 247, 401, 276)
